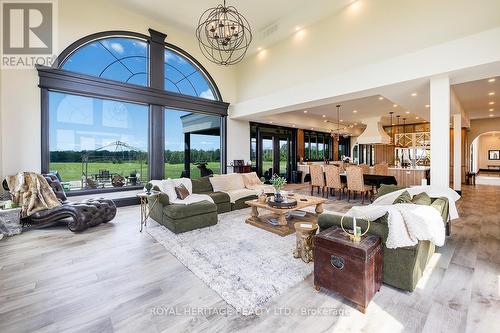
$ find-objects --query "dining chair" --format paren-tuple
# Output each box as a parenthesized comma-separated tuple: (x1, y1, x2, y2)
(373, 163, 389, 176)
(359, 164, 371, 174)
(346, 166, 373, 204)
(324, 165, 346, 200)
(309, 164, 325, 196)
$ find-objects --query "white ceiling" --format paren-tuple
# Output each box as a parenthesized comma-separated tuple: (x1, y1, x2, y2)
(452, 76, 499, 119)
(111, 0, 350, 54)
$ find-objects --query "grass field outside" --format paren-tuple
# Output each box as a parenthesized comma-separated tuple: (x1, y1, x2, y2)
(50, 162, 221, 190)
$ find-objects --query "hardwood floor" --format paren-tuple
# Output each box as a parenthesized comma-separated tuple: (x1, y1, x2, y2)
(0, 185, 499, 333)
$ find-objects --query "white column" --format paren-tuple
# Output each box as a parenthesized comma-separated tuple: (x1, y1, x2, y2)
(453, 114, 462, 192)
(430, 75, 450, 188)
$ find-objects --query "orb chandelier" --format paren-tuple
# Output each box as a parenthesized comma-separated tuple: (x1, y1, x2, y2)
(196, 0, 252, 66)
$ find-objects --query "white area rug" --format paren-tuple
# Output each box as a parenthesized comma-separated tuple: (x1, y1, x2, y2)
(147, 208, 313, 314)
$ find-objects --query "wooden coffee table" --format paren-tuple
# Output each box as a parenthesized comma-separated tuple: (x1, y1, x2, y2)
(245, 194, 327, 237)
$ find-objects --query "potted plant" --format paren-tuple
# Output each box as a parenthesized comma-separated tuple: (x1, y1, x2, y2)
(271, 174, 287, 203)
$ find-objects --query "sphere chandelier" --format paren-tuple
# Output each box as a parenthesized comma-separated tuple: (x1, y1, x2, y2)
(196, 0, 252, 66)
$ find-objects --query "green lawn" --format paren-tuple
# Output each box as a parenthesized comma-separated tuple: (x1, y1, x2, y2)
(50, 161, 221, 185)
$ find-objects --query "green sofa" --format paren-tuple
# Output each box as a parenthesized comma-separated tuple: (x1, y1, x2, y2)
(149, 176, 257, 234)
(317, 186, 450, 292)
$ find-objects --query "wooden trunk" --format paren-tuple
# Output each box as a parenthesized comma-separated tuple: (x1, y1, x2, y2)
(313, 227, 382, 313)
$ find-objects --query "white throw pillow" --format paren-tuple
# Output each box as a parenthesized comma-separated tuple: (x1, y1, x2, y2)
(209, 173, 244, 192)
(149, 179, 177, 202)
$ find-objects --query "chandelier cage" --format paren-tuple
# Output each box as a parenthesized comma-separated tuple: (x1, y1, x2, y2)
(196, 0, 253, 66)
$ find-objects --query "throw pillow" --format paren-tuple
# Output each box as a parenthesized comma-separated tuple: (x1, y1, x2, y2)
(393, 190, 413, 204)
(412, 192, 432, 205)
(175, 184, 190, 200)
(374, 184, 404, 200)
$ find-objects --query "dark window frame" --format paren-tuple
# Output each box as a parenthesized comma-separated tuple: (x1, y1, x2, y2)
(38, 29, 229, 201)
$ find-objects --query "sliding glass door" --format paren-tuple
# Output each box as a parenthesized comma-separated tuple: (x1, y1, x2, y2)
(164, 108, 222, 179)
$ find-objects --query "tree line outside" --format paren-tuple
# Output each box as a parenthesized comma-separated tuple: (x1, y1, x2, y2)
(50, 149, 221, 185)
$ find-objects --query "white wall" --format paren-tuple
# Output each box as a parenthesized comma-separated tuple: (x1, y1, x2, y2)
(231, 0, 500, 118)
(477, 134, 500, 170)
(0, 0, 237, 178)
(226, 118, 251, 167)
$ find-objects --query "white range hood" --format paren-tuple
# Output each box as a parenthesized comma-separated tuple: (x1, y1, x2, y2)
(356, 116, 392, 145)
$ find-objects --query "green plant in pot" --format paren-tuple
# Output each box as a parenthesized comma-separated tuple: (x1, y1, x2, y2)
(271, 174, 287, 203)
(144, 182, 153, 195)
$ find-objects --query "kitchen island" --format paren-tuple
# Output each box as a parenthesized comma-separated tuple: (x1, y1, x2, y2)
(388, 166, 430, 188)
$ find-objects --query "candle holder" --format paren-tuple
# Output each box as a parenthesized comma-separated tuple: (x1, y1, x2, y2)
(340, 213, 371, 242)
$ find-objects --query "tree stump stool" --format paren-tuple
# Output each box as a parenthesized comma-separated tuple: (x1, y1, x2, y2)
(293, 222, 318, 263)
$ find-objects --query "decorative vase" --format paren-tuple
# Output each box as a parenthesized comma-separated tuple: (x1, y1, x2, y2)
(258, 191, 267, 203)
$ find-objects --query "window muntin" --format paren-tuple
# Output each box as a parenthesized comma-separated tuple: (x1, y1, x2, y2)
(164, 49, 216, 100)
(49, 91, 149, 190)
(62, 37, 149, 86)
(164, 109, 221, 179)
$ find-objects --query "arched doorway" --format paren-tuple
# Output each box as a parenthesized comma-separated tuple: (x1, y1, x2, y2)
(470, 131, 500, 185)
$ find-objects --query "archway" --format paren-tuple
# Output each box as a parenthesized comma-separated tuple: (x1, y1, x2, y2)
(470, 131, 500, 185)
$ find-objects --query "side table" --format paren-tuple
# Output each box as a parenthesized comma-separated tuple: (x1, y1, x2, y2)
(136, 191, 161, 232)
(293, 222, 318, 263)
(313, 227, 382, 313)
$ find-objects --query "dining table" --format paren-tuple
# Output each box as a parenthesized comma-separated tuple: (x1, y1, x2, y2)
(339, 172, 398, 188)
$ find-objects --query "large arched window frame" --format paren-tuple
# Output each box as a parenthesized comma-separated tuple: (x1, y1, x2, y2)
(38, 29, 229, 203)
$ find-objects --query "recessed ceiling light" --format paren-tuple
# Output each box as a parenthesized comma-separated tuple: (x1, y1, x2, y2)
(391, 123, 395, 125)
(489, 101, 495, 105)
(269, 121, 273, 124)
(303, 110, 308, 113)
(425, 104, 430, 108)
(415, 117, 419, 119)
(322, 114, 326, 118)
(490, 108, 494, 112)
(323, 120, 327, 123)
(378, 96, 384, 100)
(405, 111, 410, 114)
(292, 124, 296, 127)
(488, 92, 495, 96)
(411, 92, 417, 97)
(488, 78, 496, 83)
(393, 104, 398, 107)
(310, 127, 314, 130)
(353, 110, 358, 113)
(257, 47, 262, 51)
(340, 119, 344, 122)
(489, 114, 494, 117)
(295, 26, 301, 31)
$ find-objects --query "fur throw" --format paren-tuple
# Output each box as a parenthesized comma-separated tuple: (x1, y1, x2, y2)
(6, 172, 61, 218)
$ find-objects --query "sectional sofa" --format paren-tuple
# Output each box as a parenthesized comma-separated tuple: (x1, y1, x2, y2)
(317, 184, 450, 292)
(149, 173, 274, 234)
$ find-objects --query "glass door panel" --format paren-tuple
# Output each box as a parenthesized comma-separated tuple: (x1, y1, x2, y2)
(279, 138, 289, 178)
(262, 137, 274, 178)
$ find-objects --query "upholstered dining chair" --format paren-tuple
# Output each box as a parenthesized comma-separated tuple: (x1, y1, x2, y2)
(324, 165, 346, 200)
(346, 166, 373, 204)
(359, 163, 371, 174)
(309, 164, 325, 196)
(373, 163, 389, 176)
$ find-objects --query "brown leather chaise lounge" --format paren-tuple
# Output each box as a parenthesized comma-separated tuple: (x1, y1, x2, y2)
(3, 174, 117, 232)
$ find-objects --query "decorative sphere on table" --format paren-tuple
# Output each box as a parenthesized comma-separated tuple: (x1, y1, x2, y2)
(144, 182, 153, 195)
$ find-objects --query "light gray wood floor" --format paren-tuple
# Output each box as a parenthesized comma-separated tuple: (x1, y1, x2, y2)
(0, 184, 498, 333)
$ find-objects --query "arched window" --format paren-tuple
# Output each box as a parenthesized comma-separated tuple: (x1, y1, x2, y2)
(61, 37, 149, 86)
(164, 48, 216, 100)
(38, 29, 228, 202)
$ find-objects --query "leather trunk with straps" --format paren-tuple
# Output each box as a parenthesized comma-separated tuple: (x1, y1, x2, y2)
(313, 227, 382, 313)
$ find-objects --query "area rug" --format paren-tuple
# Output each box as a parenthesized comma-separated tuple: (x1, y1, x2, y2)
(147, 208, 314, 314)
